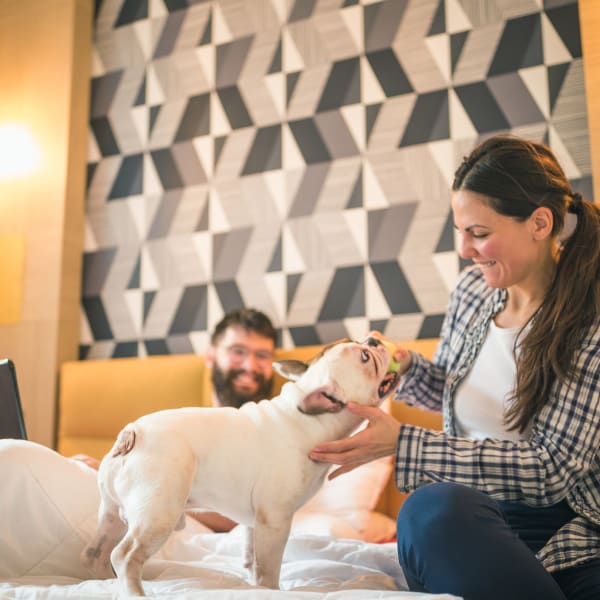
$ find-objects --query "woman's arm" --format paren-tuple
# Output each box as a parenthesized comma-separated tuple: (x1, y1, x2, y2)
(395, 321, 600, 505)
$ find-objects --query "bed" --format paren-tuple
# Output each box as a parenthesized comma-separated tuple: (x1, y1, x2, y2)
(0, 527, 459, 599)
(0, 439, 460, 599)
(0, 340, 457, 598)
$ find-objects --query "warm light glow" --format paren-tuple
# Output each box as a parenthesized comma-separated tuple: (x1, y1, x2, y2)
(0, 123, 42, 181)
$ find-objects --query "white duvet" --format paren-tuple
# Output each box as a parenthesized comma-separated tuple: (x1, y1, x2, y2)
(0, 441, 460, 599)
(0, 525, 458, 599)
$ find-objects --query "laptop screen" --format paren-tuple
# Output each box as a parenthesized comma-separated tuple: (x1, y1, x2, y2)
(0, 359, 27, 440)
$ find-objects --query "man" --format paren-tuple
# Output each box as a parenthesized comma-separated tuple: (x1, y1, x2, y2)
(206, 308, 277, 408)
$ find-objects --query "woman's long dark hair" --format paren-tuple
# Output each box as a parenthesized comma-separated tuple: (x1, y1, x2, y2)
(453, 135, 600, 432)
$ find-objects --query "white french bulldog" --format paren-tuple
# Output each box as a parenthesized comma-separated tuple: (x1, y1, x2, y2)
(81, 337, 400, 597)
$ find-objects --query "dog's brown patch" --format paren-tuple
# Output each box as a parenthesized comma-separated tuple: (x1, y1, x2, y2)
(256, 506, 269, 526)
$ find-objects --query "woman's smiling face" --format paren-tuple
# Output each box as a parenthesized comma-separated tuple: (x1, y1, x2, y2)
(451, 189, 543, 289)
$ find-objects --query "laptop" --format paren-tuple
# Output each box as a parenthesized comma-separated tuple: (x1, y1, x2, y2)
(0, 359, 28, 439)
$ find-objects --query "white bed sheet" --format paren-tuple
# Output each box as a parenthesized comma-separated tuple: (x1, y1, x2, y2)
(0, 441, 461, 599)
(0, 525, 460, 599)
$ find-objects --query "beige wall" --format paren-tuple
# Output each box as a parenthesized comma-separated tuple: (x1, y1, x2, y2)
(580, 0, 600, 202)
(0, 1, 596, 449)
(0, 0, 91, 446)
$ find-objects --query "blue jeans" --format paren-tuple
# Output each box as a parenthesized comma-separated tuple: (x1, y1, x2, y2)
(397, 483, 600, 600)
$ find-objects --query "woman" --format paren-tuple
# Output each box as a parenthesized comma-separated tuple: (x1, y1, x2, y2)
(310, 135, 600, 600)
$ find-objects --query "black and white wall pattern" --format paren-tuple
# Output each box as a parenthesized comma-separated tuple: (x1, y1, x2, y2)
(82, 0, 591, 358)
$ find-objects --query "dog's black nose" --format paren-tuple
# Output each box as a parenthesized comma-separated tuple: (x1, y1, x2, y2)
(365, 337, 381, 347)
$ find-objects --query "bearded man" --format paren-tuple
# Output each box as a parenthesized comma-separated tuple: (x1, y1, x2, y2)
(206, 308, 276, 408)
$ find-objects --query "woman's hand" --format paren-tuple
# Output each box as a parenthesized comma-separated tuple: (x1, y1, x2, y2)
(309, 402, 401, 479)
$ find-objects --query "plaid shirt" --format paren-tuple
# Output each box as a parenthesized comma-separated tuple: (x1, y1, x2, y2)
(394, 266, 600, 572)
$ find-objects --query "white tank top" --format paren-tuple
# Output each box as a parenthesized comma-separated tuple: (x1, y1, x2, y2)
(454, 320, 527, 441)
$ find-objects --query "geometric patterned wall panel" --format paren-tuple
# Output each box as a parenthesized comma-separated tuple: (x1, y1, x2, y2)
(81, 0, 591, 358)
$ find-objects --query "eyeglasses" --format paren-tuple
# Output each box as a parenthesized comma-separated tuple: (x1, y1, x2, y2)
(222, 345, 273, 364)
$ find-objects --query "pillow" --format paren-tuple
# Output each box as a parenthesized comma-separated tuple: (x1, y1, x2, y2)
(291, 398, 396, 542)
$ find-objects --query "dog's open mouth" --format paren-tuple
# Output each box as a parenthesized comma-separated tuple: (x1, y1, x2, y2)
(322, 391, 345, 410)
(378, 372, 399, 398)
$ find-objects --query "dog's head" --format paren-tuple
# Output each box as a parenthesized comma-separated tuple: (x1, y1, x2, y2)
(273, 338, 401, 415)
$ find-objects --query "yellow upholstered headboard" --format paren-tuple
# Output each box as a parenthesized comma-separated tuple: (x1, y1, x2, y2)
(57, 354, 210, 458)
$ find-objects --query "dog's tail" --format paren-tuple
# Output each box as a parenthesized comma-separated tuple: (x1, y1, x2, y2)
(111, 427, 136, 457)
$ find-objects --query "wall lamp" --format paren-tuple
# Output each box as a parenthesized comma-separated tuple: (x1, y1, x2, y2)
(0, 122, 42, 181)
(0, 122, 40, 324)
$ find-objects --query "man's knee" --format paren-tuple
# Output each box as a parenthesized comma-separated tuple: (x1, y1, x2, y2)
(0, 439, 40, 468)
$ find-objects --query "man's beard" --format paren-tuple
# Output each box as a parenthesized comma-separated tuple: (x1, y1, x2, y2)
(211, 365, 273, 408)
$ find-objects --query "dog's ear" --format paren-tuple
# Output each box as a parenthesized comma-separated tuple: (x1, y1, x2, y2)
(272, 360, 309, 381)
